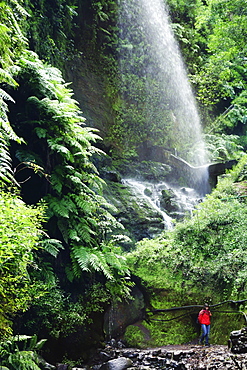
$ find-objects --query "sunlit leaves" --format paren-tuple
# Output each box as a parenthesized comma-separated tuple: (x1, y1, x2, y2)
(0, 192, 46, 338)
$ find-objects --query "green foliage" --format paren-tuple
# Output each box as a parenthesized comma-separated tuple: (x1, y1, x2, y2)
(22, 283, 110, 340)
(192, 0, 247, 135)
(123, 325, 145, 348)
(8, 51, 130, 288)
(0, 334, 46, 370)
(144, 318, 196, 347)
(23, 0, 78, 69)
(0, 0, 27, 187)
(204, 133, 244, 162)
(0, 191, 46, 339)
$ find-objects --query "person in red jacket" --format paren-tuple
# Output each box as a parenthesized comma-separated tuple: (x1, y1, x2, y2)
(198, 304, 212, 346)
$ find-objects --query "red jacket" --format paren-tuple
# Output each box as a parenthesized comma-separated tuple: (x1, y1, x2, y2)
(198, 309, 211, 325)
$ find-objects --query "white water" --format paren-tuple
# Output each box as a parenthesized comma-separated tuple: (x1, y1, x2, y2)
(123, 179, 202, 230)
(117, 0, 208, 168)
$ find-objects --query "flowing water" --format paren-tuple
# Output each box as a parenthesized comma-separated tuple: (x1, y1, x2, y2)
(117, 0, 208, 169)
(123, 178, 174, 229)
(123, 178, 202, 230)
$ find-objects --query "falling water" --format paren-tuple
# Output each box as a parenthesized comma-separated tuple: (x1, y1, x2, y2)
(123, 178, 174, 230)
(117, 0, 208, 168)
(123, 178, 202, 229)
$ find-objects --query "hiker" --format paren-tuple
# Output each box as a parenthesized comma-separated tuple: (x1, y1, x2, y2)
(198, 304, 212, 346)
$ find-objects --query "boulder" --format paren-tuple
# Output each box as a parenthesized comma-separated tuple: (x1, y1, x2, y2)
(104, 286, 145, 338)
(99, 357, 133, 370)
(229, 327, 247, 353)
(56, 365, 69, 370)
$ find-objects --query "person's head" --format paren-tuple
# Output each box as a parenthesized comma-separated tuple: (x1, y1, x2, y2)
(204, 304, 209, 310)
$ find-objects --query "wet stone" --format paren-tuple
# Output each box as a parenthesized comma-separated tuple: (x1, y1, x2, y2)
(91, 343, 247, 369)
(99, 357, 133, 370)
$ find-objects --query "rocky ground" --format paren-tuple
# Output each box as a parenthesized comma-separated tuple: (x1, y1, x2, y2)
(83, 344, 247, 370)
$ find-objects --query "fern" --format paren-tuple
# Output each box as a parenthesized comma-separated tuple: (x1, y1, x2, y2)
(67, 175, 83, 187)
(48, 196, 70, 218)
(0, 335, 47, 370)
(74, 223, 95, 244)
(7, 10, 28, 46)
(38, 238, 63, 257)
(88, 251, 113, 280)
(71, 245, 90, 272)
(57, 218, 69, 244)
(0, 132, 17, 186)
(72, 194, 93, 213)
(34, 127, 47, 139)
(10, 52, 131, 285)
(68, 229, 80, 242)
(0, 118, 23, 144)
(0, 69, 18, 88)
(50, 171, 63, 194)
(70, 245, 113, 280)
(47, 139, 72, 160)
(8, 0, 30, 18)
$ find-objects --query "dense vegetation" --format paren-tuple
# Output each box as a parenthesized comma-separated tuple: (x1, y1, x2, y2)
(1, 0, 247, 367)
(125, 156, 247, 346)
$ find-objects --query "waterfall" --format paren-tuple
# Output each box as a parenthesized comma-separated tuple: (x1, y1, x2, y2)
(117, 0, 209, 174)
(123, 178, 174, 230)
(123, 178, 202, 229)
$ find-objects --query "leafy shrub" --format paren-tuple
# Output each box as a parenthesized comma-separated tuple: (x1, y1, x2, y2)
(0, 192, 46, 339)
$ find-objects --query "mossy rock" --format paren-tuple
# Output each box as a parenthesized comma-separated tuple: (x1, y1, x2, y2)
(116, 160, 171, 181)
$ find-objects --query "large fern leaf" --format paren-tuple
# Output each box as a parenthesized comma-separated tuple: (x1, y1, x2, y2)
(71, 245, 90, 272)
(38, 238, 63, 257)
(71, 245, 113, 280)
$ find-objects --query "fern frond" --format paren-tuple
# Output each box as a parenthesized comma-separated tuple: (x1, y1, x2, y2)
(65, 264, 75, 282)
(68, 229, 80, 242)
(50, 172, 63, 194)
(88, 251, 113, 280)
(62, 195, 78, 214)
(14, 150, 40, 164)
(0, 132, 17, 185)
(71, 245, 113, 279)
(0, 118, 23, 143)
(67, 175, 83, 186)
(47, 139, 72, 161)
(9, 0, 30, 17)
(57, 218, 69, 243)
(71, 245, 90, 271)
(48, 197, 70, 218)
(104, 249, 128, 275)
(38, 238, 63, 257)
(7, 10, 28, 45)
(74, 223, 94, 243)
(34, 127, 47, 139)
(72, 194, 93, 214)
(0, 69, 17, 87)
